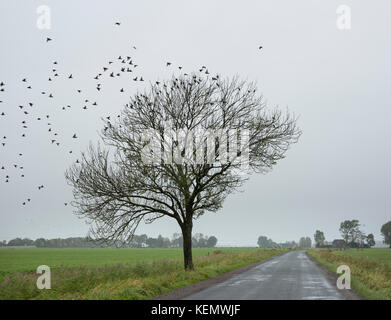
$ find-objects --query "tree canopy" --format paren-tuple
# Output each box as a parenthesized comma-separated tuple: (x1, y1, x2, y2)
(65, 73, 301, 269)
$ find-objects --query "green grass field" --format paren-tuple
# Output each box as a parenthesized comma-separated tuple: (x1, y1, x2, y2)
(0, 247, 283, 299)
(334, 248, 391, 264)
(0, 247, 258, 275)
(307, 248, 391, 300)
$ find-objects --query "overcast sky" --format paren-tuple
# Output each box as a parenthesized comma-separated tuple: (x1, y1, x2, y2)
(0, 0, 390, 246)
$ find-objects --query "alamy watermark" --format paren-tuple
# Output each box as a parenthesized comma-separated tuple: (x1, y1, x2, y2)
(36, 265, 51, 289)
(36, 5, 51, 30)
(336, 5, 351, 30)
(336, 265, 351, 289)
(140, 126, 250, 174)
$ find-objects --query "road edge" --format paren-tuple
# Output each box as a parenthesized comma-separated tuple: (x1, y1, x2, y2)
(153, 251, 289, 300)
(305, 251, 365, 300)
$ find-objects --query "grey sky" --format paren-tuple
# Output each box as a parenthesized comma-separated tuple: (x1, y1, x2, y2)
(0, 0, 390, 246)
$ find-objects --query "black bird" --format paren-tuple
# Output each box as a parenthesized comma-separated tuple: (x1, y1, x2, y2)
(46, 37, 52, 42)
(68, 74, 73, 79)
(72, 134, 77, 139)
(115, 22, 121, 26)
(22, 78, 27, 82)
(259, 46, 263, 50)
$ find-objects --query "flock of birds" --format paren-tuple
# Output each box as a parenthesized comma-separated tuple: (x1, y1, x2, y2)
(0, 20, 264, 208)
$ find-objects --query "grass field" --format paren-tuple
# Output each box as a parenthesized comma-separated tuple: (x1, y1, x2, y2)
(334, 248, 391, 264)
(0, 247, 284, 299)
(0, 247, 260, 275)
(307, 248, 391, 300)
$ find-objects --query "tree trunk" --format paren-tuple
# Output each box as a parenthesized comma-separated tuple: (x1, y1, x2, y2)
(182, 223, 194, 270)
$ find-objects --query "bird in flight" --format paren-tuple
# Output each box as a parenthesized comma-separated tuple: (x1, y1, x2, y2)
(115, 22, 121, 26)
(259, 46, 263, 50)
(46, 37, 52, 42)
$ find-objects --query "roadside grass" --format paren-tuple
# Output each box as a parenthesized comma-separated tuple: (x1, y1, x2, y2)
(334, 248, 391, 264)
(307, 249, 391, 300)
(0, 248, 285, 299)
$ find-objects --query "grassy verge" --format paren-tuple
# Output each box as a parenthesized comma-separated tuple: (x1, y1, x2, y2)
(307, 249, 391, 300)
(0, 249, 285, 299)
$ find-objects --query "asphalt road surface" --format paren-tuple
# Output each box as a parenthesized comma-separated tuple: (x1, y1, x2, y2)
(185, 250, 346, 300)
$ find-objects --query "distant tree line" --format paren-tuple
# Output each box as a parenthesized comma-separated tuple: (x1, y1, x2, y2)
(314, 219, 391, 249)
(256, 236, 311, 249)
(0, 233, 218, 248)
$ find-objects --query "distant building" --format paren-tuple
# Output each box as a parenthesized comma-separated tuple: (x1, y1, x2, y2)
(332, 239, 346, 249)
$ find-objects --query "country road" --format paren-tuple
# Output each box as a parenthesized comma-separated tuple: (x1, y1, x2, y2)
(185, 251, 346, 300)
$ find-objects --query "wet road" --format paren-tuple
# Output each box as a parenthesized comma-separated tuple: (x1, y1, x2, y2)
(185, 250, 345, 300)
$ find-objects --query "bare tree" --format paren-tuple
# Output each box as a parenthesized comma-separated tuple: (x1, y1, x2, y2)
(65, 73, 301, 270)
